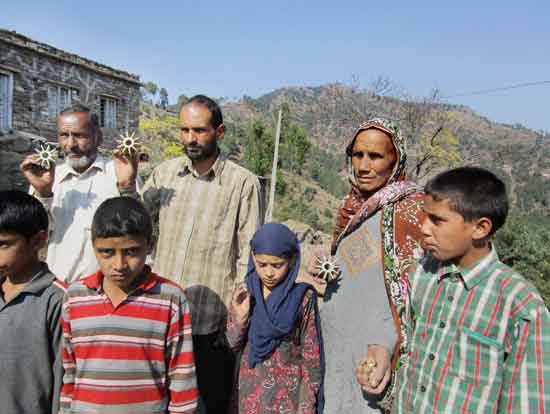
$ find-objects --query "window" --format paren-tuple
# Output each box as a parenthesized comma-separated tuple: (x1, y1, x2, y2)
(0, 72, 13, 132)
(48, 85, 79, 118)
(100, 97, 117, 128)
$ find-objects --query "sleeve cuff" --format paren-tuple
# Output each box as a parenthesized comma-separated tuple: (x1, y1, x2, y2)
(118, 184, 138, 197)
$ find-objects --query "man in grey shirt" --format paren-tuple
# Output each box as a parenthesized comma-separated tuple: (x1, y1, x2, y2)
(0, 191, 66, 414)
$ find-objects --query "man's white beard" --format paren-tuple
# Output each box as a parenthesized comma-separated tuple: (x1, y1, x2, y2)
(67, 153, 96, 170)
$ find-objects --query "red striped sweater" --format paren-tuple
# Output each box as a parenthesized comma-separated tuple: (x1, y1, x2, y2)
(59, 268, 198, 414)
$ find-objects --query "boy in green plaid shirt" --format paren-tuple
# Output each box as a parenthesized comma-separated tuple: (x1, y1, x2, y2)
(393, 167, 550, 413)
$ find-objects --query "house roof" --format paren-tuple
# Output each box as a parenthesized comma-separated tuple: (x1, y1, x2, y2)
(0, 29, 141, 85)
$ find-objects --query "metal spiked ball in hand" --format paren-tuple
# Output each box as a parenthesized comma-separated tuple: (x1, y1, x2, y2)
(315, 255, 341, 282)
(117, 132, 141, 156)
(34, 143, 58, 169)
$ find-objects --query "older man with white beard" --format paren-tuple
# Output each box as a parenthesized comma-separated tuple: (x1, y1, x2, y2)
(21, 103, 140, 282)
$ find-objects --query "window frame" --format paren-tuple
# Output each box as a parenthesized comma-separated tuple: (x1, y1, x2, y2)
(0, 70, 14, 132)
(99, 96, 118, 129)
(48, 84, 80, 119)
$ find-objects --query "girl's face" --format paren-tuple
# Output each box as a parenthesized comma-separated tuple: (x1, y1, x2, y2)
(253, 253, 291, 292)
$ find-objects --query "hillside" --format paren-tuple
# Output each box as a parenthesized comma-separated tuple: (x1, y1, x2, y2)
(221, 84, 550, 213)
(141, 82, 550, 219)
(235, 84, 542, 148)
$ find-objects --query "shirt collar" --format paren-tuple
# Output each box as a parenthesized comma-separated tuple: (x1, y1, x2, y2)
(0, 264, 54, 304)
(437, 244, 499, 289)
(58, 154, 107, 182)
(180, 151, 226, 184)
(82, 265, 158, 293)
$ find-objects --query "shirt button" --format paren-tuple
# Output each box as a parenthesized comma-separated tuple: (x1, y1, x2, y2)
(439, 321, 446, 329)
(420, 385, 426, 392)
(428, 353, 435, 361)
(447, 295, 454, 301)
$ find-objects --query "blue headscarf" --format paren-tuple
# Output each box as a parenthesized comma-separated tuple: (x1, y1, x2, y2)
(246, 223, 311, 368)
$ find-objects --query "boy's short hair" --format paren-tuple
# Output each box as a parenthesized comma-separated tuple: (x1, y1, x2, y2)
(0, 190, 49, 239)
(425, 166, 508, 235)
(91, 197, 152, 242)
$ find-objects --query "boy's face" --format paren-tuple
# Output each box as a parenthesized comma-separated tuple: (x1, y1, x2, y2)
(253, 253, 291, 292)
(93, 235, 149, 290)
(421, 196, 477, 265)
(0, 231, 44, 278)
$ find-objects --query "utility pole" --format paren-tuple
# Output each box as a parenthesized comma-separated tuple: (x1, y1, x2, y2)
(265, 109, 282, 222)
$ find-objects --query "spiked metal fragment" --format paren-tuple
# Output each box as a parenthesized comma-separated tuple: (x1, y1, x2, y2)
(34, 143, 58, 169)
(315, 255, 340, 282)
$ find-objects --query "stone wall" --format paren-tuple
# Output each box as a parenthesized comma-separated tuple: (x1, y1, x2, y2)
(0, 130, 49, 191)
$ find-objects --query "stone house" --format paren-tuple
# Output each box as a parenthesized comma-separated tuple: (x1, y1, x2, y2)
(0, 28, 141, 190)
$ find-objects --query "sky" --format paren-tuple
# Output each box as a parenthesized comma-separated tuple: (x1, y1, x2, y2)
(3, 1, 550, 131)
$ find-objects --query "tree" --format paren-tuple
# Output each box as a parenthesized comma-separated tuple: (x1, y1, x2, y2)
(274, 102, 311, 175)
(494, 213, 550, 307)
(144, 82, 158, 104)
(324, 77, 462, 182)
(243, 119, 275, 177)
(396, 90, 462, 180)
(176, 94, 189, 110)
(159, 88, 169, 109)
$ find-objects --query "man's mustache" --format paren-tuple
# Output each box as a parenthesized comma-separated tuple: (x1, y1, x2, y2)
(184, 144, 205, 152)
(64, 150, 86, 157)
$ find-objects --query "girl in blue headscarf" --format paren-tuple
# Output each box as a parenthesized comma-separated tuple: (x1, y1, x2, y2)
(226, 222, 323, 414)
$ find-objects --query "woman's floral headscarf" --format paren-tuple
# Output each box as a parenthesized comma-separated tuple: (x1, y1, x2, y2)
(346, 117, 407, 190)
(332, 118, 410, 252)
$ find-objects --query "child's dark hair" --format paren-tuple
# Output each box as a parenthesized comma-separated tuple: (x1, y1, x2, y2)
(425, 166, 508, 236)
(0, 190, 48, 239)
(91, 197, 152, 242)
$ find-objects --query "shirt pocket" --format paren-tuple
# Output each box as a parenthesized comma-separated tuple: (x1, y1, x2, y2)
(449, 326, 504, 389)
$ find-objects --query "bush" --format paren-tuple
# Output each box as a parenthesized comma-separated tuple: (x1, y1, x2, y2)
(494, 212, 550, 307)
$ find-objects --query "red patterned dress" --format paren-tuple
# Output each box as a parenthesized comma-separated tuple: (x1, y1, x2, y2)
(226, 289, 322, 414)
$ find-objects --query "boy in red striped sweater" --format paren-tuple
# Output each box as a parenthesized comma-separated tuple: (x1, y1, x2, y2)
(59, 197, 198, 414)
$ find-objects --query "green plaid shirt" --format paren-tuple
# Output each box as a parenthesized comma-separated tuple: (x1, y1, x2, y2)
(394, 246, 550, 413)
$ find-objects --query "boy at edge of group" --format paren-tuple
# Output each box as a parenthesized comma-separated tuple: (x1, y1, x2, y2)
(0, 190, 66, 414)
(59, 196, 198, 414)
(390, 167, 550, 413)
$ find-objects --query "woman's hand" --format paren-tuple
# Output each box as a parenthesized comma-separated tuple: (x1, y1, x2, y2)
(356, 344, 392, 395)
(231, 283, 251, 327)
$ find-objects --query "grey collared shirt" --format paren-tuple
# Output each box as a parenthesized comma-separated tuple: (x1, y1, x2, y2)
(0, 265, 66, 414)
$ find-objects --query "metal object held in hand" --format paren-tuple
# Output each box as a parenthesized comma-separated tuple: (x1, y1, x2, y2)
(117, 132, 141, 156)
(34, 143, 58, 169)
(315, 255, 341, 282)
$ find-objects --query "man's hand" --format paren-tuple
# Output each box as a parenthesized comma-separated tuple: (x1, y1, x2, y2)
(20, 154, 55, 197)
(113, 149, 139, 188)
(356, 344, 392, 395)
(231, 283, 251, 327)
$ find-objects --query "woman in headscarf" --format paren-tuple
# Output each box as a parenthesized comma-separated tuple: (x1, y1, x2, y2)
(316, 118, 424, 413)
(227, 222, 323, 414)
